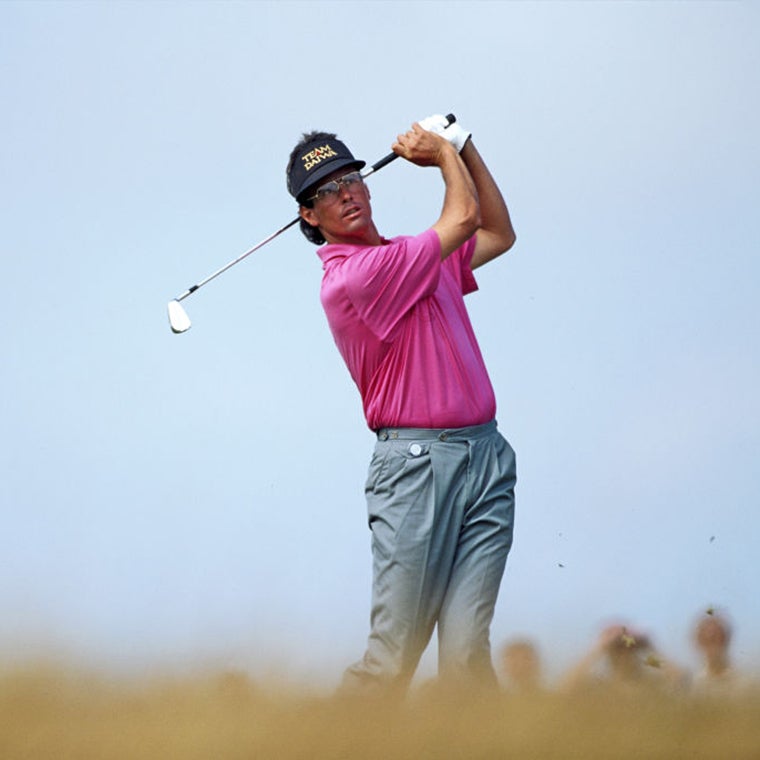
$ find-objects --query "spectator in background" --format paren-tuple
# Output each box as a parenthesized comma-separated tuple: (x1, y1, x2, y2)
(499, 638, 544, 695)
(691, 609, 752, 696)
(560, 622, 686, 696)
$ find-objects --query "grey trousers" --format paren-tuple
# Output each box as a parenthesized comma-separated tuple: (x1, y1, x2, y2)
(342, 420, 516, 695)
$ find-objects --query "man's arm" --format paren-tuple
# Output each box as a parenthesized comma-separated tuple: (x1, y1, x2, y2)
(459, 140, 516, 269)
(392, 124, 481, 260)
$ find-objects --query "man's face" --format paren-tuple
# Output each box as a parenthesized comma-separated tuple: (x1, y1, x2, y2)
(299, 167, 377, 245)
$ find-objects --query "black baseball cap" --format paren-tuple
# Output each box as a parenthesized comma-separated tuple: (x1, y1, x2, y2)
(288, 136, 365, 203)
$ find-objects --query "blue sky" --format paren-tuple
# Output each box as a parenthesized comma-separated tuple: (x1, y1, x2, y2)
(2, 1, 758, 685)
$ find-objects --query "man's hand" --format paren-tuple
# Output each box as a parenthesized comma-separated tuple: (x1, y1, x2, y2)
(392, 123, 454, 167)
(418, 113, 471, 153)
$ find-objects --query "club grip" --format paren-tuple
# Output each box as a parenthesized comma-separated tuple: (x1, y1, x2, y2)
(368, 113, 457, 174)
(370, 151, 399, 174)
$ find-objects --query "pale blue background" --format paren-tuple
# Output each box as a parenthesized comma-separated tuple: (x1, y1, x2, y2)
(2, 1, 758, 685)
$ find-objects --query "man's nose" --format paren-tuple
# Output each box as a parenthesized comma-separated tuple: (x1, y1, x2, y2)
(338, 180, 354, 199)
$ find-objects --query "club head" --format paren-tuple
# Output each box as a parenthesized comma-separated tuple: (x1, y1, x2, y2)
(168, 299, 192, 333)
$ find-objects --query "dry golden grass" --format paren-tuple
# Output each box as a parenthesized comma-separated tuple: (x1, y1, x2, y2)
(2, 664, 760, 759)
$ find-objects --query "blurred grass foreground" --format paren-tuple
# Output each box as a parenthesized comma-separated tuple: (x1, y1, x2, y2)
(3, 664, 760, 759)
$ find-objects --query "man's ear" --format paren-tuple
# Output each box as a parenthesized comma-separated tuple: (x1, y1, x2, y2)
(300, 205, 319, 227)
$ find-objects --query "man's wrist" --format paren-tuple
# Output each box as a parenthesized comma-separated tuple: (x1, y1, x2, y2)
(436, 139, 461, 167)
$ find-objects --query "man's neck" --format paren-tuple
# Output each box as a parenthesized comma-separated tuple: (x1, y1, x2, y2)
(324, 225, 383, 247)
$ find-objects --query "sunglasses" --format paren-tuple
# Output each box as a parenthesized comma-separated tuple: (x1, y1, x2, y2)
(306, 171, 364, 204)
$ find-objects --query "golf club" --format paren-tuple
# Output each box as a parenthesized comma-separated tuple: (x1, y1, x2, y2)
(167, 114, 456, 333)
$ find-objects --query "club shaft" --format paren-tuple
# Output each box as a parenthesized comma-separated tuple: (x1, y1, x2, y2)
(175, 217, 300, 302)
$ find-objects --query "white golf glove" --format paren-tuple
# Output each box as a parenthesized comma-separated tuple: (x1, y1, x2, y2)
(418, 113, 471, 153)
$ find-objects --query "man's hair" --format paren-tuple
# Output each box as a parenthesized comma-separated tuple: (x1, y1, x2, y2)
(286, 130, 336, 246)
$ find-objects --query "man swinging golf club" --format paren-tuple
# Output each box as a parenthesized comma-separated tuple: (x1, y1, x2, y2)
(286, 114, 517, 696)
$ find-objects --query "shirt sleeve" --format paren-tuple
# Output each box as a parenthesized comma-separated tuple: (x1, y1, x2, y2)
(343, 229, 441, 342)
(446, 233, 479, 296)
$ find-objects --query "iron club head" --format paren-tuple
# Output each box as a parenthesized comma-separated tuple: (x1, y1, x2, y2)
(167, 299, 192, 333)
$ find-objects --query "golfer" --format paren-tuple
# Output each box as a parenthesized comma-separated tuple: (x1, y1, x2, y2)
(286, 115, 517, 695)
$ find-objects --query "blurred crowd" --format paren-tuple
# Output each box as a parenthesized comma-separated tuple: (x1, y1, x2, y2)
(497, 608, 758, 699)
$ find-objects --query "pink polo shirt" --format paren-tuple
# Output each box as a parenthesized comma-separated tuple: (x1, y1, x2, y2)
(317, 228, 497, 430)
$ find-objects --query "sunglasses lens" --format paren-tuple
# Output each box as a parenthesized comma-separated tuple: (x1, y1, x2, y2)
(316, 181, 340, 200)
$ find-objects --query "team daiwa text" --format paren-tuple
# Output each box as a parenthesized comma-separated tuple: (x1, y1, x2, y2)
(301, 145, 338, 171)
